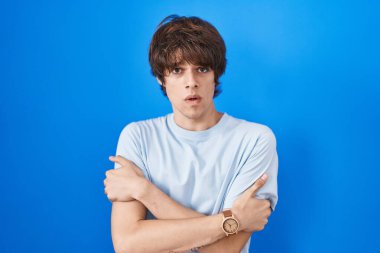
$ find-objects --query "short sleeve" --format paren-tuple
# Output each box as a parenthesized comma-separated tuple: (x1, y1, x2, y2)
(222, 129, 278, 211)
(114, 123, 151, 181)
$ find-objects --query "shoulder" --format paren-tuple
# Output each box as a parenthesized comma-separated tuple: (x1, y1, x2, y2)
(226, 114, 276, 143)
(119, 114, 170, 137)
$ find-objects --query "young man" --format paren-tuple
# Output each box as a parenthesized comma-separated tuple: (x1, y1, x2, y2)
(104, 15, 278, 253)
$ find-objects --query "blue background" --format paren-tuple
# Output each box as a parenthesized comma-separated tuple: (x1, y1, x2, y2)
(1, 1, 379, 252)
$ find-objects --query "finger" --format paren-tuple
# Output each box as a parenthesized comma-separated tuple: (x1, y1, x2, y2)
(266, 208, 272, 218)
(109, 155, 129, 166)
(105, 170, 113, 177)
(246, 174, 269, 197)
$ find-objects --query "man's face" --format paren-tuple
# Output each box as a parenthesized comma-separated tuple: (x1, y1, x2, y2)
(159, 62, 216, 121)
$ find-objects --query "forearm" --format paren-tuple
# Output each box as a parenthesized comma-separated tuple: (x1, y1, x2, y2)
(112, 202, 225, 253)
(136, 180, 251, 253)
(137, 179, 205, 219)
(199, 231, 252, 253)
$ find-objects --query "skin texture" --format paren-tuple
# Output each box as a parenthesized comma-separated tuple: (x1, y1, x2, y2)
(104, 63, 272, 253)
(157, 63, 222, 131)
(105, 158, 271, 253)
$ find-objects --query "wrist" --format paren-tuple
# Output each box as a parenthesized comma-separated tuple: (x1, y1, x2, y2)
(231, 207, 244, 232)
(220, 209, 240, 236)
(134, 177, 150, 201)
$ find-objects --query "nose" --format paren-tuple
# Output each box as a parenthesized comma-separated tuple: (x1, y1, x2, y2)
(184, 71, 198, 89)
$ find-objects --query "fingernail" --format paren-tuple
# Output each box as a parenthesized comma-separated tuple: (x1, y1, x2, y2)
(261, 174, 268, 180)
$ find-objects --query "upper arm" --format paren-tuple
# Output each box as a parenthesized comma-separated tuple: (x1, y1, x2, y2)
(115, 123, 150, 180)
(223, 129, 278, 211)
(111, 201, 147, 252)
(111, 123, 150, 252)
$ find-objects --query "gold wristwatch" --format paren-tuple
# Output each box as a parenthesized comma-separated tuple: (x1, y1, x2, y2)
(221, 209, 239, 236)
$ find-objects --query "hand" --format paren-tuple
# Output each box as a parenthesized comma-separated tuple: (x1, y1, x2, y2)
(104, 155, 146, 202)
(231, 174, 272, 233)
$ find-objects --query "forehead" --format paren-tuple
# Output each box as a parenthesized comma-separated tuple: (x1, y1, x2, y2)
(176, 62, 202, 68)
(166, 48, 211, 69)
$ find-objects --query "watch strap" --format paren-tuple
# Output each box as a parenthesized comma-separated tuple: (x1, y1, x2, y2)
(222, 209, 233, 218)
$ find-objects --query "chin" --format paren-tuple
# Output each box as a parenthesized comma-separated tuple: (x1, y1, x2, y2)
(174, 103, 209, 120)
(184, 111, 205, 120)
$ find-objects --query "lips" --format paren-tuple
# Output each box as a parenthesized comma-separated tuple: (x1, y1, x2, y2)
(185, 94, 201, 101)
(185, 94, 202, 105)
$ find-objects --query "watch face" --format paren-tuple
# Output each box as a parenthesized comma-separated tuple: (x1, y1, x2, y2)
(223, 218, 238, 233)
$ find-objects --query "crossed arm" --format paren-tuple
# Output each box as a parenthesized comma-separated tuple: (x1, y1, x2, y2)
(111, 201, 227, 253)
(106, 156, 270, 253)
(136, 179, 254, 253)
(111, 178, 253, 253)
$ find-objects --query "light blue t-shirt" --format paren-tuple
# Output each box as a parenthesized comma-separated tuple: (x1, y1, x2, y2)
(114, 112, 278, 253)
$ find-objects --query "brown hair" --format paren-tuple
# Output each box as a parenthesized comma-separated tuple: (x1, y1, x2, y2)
(149, 15, 227, 97)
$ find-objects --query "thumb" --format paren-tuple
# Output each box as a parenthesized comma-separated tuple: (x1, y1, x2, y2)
(109, 155, 129, 167)
(245, 174, 269, 197)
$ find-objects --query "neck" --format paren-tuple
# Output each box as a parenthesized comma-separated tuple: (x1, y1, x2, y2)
(173, 106, 223, 131)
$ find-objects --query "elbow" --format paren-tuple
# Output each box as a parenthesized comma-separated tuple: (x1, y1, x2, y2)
(112, 221, 142, 253)
(113, 236, 137, 253)
(113, 239, 127, 253)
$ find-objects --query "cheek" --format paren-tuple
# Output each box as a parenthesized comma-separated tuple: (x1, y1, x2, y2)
(204, 82, 216, 98)
(165, 86, 182, 103)
(206, 76, 216, 92)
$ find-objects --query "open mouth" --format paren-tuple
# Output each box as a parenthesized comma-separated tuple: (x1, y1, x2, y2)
(185, 95, 202, 104)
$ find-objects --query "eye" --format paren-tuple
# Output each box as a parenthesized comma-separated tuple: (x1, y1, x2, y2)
(172, 67, 182, 74)
(198, 67, 210, 73)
